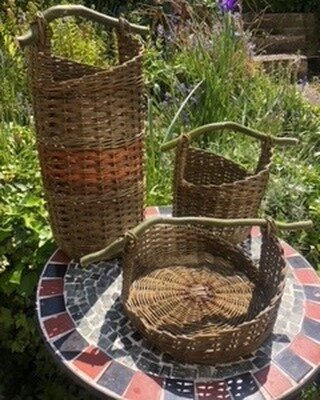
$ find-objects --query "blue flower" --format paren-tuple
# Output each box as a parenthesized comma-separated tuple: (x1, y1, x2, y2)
(220, 0, 238, 13)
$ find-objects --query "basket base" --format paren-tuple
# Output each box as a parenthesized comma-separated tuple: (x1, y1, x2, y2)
(126, 258, 263, 338)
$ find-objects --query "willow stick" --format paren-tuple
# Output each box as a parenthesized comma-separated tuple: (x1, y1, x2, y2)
(16, 4, 148, 48)
(80, 216, 312, 267)
(161, 121, 298, 152)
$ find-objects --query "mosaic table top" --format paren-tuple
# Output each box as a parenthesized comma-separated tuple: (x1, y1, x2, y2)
(37, 207, 320, 400)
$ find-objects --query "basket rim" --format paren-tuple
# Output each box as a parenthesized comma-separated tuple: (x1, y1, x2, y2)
(33, 42, 144, 88)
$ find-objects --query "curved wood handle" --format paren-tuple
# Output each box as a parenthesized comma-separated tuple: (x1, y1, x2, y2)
(161, 122, 299, 152)
(80, 216, 313, 267)
(16, 4, 149, 48)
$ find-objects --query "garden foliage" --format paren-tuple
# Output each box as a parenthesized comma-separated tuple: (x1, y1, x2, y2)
(243, 0, 320, 13)
(0, 0, 319, 398)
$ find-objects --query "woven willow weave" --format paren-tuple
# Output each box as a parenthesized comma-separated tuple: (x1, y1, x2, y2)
(121, 223, 286, 364)
(173, 135, 273, 244)
(26, 15, 145, 259)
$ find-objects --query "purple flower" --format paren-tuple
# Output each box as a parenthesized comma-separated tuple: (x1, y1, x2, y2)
(219, 0, 238, 13)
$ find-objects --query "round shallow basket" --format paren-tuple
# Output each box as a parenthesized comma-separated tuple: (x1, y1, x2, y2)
(80, 217, 312, 365)
(161, 122, 297, 245)
(18, 6, 148, 259)
(121, 222, 285, 364)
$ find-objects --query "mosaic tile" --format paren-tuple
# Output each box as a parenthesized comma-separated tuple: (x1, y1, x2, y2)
(43, 263, 67, 278)
(164, 379, 194, 400)
(124, 372, 163, 400)
(73, 346, 110, 379)
(304, 286, 320, 303)
(274, 348, 312, 382)
(305, 301, 320, 321)
(196, 365, 212, 379)
(294, 269, 320, 285)
(40, 295, 65, 317)
(302, 317, 320, 342)
(43, 312, 74, 339)
(281, 242, 298, 257)
(51, 249, 70, 264)
(139, 359, 161, 376)
(158, 206, 172, 216)
(254, 364, 293, 399)
(53, 330, 88, 360)
(288, 256, 312, 269)
(290, 334, 320, 366)
(144, 207, 160, 218)
(160, 365, 172, 377)
(196, 381, 231, 400)
(227, 373, 265, 399)
(39, 279, 64, 297)
(252, 355, 271, 370)
(97, 361, 135, 395)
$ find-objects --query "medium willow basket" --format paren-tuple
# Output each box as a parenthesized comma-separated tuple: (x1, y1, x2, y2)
(19, 6, 147, 259)
(120, 221, 285, 364)
(81, 217, 311, 365)
(162, 122, 297, 245)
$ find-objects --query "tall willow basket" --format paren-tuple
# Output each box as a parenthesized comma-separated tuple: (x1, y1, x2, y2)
(18, 5, 148, 259)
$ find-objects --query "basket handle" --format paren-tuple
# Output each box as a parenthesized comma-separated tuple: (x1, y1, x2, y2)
(80, 217, 312, 267)
(161, 122, 298, 152)
(16, 4, 149, 49)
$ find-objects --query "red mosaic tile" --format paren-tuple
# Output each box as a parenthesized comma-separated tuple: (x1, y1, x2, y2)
(124, 372, 163, 400)
(290, 334, 320, 366)
(51, 249, 71, 264)
(144, 207, 160, 219)
(43, 312, 75, 339)
(254, 364, 293, 399)
(281, 242, 298, 258)
(73, 346, 110, 379)
(250, 226, 261, 238)
(294, 269, 320, 286)
(305, 301, 320, 321)
(196, 381, 231, 399)
(39, 279, 64, 297)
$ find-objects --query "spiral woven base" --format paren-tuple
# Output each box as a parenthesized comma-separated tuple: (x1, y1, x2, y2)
(126, 260, 263, 337)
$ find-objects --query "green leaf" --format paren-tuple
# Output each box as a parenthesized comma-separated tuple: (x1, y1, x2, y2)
(162, 79, 204, 145)
(9, 264, 24, 285)
(0, 227, 12, 243)
(19, 271, 38, 297)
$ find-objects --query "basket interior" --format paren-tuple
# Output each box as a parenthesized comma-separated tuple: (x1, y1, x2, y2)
(32, 23, 141, 84)
(183, 147, 249, 186)
(124, 225, 271, 338)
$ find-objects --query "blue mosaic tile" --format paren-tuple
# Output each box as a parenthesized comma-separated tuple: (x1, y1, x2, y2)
(164, 379, 194, 399)
(53, 330, 88, 361)
(40, 295, 65, 317)
(274, 348, 312, 382)
(302, 317, 320, 342)
(97, 361, 134, 395)
(71, 311, 84, 321)
(158, 206, 172, 216)
(43, 263, 67, 278)
(304, 286, 320, 303)
(252, 355, 271, 370)
(287, 255, 312, 269)
(227, 373, 265, 399)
